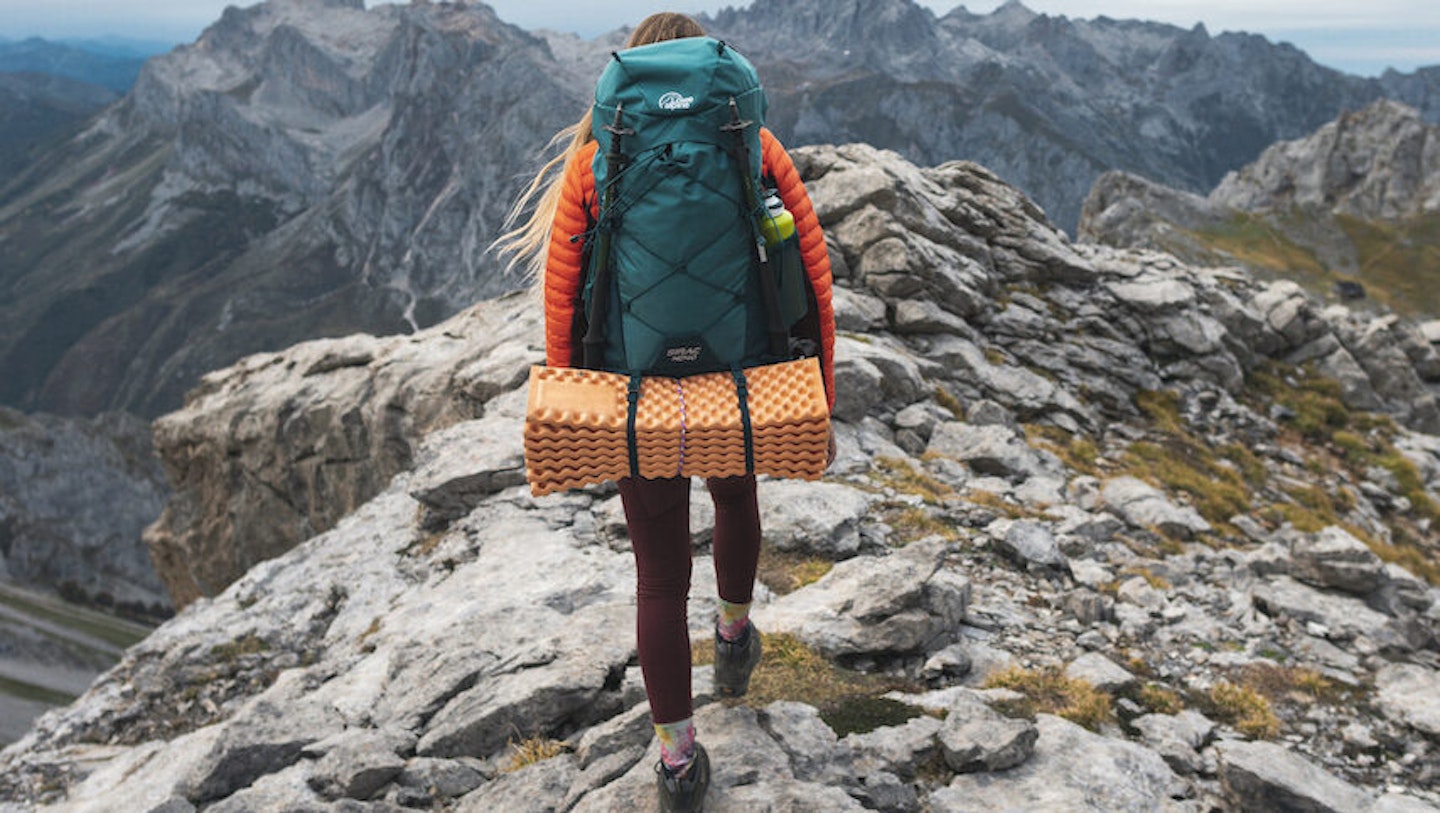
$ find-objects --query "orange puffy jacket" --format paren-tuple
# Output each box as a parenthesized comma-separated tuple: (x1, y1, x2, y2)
(542, 128, 836, 412)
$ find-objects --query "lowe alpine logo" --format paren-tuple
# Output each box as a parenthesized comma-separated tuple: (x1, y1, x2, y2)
(657, 91, 695, 111)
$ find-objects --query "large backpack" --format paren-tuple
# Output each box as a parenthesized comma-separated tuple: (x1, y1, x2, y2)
(582, 36, 804, 377)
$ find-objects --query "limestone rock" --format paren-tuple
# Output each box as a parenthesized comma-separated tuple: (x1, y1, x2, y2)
(143, 293, 541, 607)
(760, 701, 854, 786)
(928, 422, 1055, 481)
(1100, 477, 1211, 539)
(1132, 711, 1215, 776)
(1215, 740, 1374, 813)
(754, 538, 968, 658)
(843, 715, 943, 780)
(1064, 652, 1136, 693)
(1211, 100, 1440, 222)
(0, 408, 170, 614)
(408, 402, 528, 526)
(1375, 663, 1440, 737)
(930, 715, 1188, 812)
(303, 729, 412, 801)
(993, 520, 1070, 575)
(1290, 526, 1388, 595)
(1251, 576, 1400, 647)
(937, 695, 1038, 773)
(757, 480, 874, 559)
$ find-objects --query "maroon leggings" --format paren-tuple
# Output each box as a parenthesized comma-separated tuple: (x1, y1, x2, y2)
(617, 474, 761, 725)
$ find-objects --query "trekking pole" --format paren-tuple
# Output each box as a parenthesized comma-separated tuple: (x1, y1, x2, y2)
(724, 97, 788, 359)
(582, 103, 632, 369)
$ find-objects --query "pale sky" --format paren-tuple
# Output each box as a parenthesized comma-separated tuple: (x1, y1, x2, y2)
(1, 0, 1437, 76)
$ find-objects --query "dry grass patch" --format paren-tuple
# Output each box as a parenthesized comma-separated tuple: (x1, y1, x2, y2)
(691, 632, 921, 736)
(1202, 681, 1280, 740)
(1367, 531, 1440, 585)
(1123, 441, 1252, 527)
(984, 666, 1113, 731)
(885, 505, 962, 543)
(503, 734, 566, 773)
(1232, 662, 1349, 706)
(757, 548, 833, 595)
(1024, 424, 1103, 477)
(1118, 566, 1172, 591)
(935, 385, 965, 419)
(1133, 682, 1185, 715)
(964, 489, 1028, 520)
(1187, 212, 1329, 282)
(875, 456, 954, 504)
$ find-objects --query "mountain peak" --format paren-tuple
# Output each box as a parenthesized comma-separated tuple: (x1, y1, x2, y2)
(991, 0, 1039, 24)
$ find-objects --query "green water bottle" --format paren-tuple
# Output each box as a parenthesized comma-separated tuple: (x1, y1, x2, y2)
(758, 191, 806, 326)
(759, 192, 795, 246)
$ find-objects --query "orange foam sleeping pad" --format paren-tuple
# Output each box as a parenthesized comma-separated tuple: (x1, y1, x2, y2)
(524, 357, 831, 496)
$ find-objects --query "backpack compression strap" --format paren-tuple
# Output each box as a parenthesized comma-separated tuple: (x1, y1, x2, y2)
(722, 98, 788, 360)
(626, 373, 642, 478)
(730, 367, 756, 475)
(583, 102, 633, 370)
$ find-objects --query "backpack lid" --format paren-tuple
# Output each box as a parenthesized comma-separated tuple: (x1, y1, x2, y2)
(591, 36, 767, 182)
(594, 36, 764, 120)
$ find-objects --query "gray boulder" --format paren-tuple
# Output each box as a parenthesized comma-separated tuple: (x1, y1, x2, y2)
(1100, 477, 1211, 539)
(1215, 740, 1374, 813)
(937, 694, 1038, 773)
(754, 538, 969, 659)
(1290, 526, 1388, 595)
(758, 480, 874, 559)
(1375, 663, 1440, 737)
(927, 422, 1055, 481)
(1131, 711, 1215, 776)
(930, 714, 1188, 812)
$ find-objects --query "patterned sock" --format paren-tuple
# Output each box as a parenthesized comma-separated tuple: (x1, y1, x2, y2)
(655, 718, 697, 774)
(716, 599, 752, 642)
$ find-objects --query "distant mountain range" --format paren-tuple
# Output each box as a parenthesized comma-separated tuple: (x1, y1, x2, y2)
(0, 36, 159, 92)
(2, 0, 1440, 419)
(0, 37, 162, 174)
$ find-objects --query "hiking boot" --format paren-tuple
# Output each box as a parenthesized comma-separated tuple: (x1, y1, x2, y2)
(714, 621, 762, 698)
(656, 742, 710, 812)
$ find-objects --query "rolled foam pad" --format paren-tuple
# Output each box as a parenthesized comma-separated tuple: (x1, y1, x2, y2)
(524, 357, 830, 496)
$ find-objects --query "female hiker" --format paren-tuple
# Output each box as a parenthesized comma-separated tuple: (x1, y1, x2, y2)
(495, 12, 835, 811)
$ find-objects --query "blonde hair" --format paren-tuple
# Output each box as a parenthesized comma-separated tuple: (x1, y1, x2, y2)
(491, 13, 707, 281)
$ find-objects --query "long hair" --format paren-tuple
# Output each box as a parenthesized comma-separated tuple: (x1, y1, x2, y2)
(491, 12, 707, 281)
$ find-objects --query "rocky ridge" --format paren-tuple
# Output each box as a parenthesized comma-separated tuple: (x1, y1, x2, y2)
(1211, 100, 1440, 221)
(3, 143, 1439, 811)
(1080, 100, 1440, 318)
(7, 0, 1440, 418)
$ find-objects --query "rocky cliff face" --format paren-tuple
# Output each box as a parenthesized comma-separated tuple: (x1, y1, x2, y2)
(5, 143, 1437, 812)
(1210, 100, 1440, 221)
(6, 0, 1440, 420)
(0, 408, 169, 615)
(1080, 100, 1440, 318)
(142, 294, 536, 607)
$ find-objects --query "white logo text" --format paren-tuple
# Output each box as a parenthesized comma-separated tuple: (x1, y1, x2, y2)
(658, 91, 694, 111)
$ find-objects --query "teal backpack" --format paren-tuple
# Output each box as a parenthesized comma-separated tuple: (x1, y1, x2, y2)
(581, 36, 806, 377)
